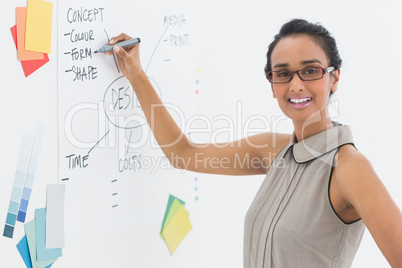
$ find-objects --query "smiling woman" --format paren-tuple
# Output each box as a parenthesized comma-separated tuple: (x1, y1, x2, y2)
(267, 33, 340, 136)
(244, 19, 401, 268)
(108, 18, 402, 268)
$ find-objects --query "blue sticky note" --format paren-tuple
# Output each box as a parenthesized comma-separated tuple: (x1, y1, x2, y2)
(24, 220, 57, 268)
(17, 235, 32, 268)
(35, 208, 62, 261)
(17, 236, 53, 267)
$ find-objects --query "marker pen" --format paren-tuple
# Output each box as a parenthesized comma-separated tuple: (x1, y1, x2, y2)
(94, 37, 141, 53)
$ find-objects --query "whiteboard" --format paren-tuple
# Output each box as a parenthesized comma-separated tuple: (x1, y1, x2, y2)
(58, 0, 197, 242)
(1, 0, 401, 267)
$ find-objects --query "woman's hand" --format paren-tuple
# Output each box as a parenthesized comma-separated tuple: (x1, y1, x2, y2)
(106, 33, 144, 82)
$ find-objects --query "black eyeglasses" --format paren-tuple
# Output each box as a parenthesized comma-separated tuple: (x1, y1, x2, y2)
(266, 66, 335, 84)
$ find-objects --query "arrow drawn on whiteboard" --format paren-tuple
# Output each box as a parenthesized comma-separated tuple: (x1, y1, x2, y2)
(87, 129, 111, 154)
(104, 29, 121, 73)
(145, 25, 169, 73)
(126, 130, 133, 155)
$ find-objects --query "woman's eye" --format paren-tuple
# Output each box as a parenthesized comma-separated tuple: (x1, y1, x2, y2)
(278, 71, 290, 77)
(303, 68, 318, 74)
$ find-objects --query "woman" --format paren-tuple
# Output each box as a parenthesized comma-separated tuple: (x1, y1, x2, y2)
(108, 19, 402, 267)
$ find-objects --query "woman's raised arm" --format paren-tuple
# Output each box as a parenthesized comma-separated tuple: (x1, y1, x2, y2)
(108, 33, 290, 175)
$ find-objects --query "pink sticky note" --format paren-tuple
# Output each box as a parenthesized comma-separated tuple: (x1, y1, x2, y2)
(11, 25, 49, 77)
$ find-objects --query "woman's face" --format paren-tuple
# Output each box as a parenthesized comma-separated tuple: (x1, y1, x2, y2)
(270, 34, 340, 123)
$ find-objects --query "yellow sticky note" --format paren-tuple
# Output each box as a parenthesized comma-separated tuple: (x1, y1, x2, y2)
(161, 205, 192, 255)
(16, 7, 44, 61)
(25, 0, 53, 54)
(161, 199, 183, 239)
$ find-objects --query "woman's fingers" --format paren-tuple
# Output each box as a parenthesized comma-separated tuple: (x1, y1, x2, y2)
(103, 33, 133, 54)
(109, 33, 132, 44)
(104, 33, 142, 78)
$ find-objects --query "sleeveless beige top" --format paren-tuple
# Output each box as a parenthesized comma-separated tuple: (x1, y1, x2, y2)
(244, 123, 365, 267)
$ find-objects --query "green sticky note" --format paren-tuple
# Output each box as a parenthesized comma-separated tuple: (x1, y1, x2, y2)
(35, 208, 62, 261)
(160, 195, 185, 233)
(24, 220, 58, 268)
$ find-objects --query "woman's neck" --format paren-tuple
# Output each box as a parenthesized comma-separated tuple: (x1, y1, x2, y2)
(292, 109, 334, 142)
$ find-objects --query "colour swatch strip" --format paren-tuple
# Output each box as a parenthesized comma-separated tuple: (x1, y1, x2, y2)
(18, 123, 45, 223)
(3, 135, 34, 238)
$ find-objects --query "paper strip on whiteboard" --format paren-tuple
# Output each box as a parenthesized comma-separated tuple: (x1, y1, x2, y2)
(46, 184, 66, 248)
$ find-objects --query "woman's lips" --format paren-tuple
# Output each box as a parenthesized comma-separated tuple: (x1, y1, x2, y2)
(288, 97, 312, 109)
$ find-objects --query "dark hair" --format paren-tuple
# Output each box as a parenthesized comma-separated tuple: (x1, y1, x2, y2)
(264, 19, 342, 74)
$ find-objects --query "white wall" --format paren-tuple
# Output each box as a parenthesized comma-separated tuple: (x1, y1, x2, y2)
(1, 0, 401, 267)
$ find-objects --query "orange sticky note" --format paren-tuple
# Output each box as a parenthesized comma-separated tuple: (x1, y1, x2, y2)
(11, 25, 49, 77)
(25, 0, 53, 54)
(16, 7, 44, 61)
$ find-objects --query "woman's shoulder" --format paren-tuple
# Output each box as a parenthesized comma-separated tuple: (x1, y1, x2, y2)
(332, 144, 378, 203)
(335, 144, 373, 172)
